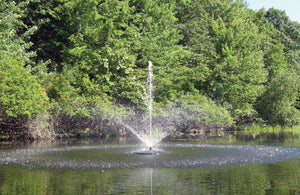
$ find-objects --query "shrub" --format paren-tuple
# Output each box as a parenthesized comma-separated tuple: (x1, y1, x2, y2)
(0, 58, 49, 118)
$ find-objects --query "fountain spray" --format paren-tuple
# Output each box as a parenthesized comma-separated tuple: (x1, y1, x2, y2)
(148, 61, 153, 150)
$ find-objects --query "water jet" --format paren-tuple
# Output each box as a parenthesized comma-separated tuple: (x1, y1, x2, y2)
(123, 61, 172, 154)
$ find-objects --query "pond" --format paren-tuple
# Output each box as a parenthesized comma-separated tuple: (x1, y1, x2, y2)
(0, 133, 300, 194)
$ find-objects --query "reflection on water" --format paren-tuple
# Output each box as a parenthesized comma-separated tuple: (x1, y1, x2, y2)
(0, 137, 299, 194)
(235, 131, 300, 146)
(0, 161, 300, 194)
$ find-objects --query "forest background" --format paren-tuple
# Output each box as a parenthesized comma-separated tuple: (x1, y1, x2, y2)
(0, 0, 299, 140)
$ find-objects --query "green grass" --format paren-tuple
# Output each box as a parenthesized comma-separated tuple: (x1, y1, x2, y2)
(236, 124, 300, 136)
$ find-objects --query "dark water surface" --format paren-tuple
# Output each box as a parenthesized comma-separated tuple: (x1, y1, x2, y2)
(0, 135, 300, 194)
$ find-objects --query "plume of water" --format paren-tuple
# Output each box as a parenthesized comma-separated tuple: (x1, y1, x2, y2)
(111, 61, 184, 148)
(147, 61, 153, 145)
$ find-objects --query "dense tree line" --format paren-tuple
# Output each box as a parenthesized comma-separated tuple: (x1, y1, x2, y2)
(0, 0, 299, 139)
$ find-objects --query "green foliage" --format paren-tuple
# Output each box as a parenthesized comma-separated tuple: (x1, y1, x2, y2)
(1, 0, 300, 133)
(212, 4, 267, 117)
(177, 0, 267, 119)
(32, 62, 112, 118)
(265, 8, 300, 112)
(168, 93, 234, 128)
(255, 38, 300, 126)
(266, 8, 300, 51)
(19, 0, 75, 67)
(0, 58, 49, 118)
(256, 70, 300, 126)
(0, 0, 35, 63)
(66, 0, 142, 105)
(0, 1, 48, 119)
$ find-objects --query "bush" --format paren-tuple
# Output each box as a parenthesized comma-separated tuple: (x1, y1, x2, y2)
(0, 58, 49, 118)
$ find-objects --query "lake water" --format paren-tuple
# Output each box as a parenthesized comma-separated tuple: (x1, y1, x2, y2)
(0, 133, 300, 194)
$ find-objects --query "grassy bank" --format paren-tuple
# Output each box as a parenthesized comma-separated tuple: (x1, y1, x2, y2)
(235, 124, 300, 136)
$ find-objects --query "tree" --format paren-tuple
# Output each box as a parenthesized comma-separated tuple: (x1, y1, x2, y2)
(18, 0, 75, 69)
(64, 0, 141, 105)
(0, 0, 35, 63)
(255, 43, 300, 126)
(266, 8, 300, 51)
(64, 0, 194, 106)
(177, 0, 267, 119)
(256, 70, 299, 126)
(129, 0, 198, 103)
(265, 8, 300, 110)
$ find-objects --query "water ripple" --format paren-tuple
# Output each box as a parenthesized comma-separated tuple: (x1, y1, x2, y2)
(0, 144, 299, 169)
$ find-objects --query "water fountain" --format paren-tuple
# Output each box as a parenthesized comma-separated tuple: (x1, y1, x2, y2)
(133, 61, 165, 155)
(0, 60, 299, 176)
(1, 63, 300, 194)
(147, 60, 153, 148)
(0, 63, 300, 193)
